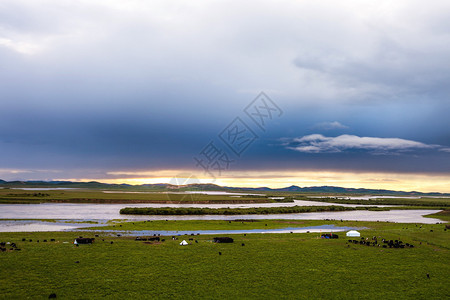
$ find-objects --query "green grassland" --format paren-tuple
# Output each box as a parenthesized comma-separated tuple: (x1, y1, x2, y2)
(1, 220, 449, 299)
(303, 196, 450, 207)
(0, 189, 274, 204)
(91, 218, 440, 231)
(1, 188, 449, 210)
(425, 209, 450, 222)
(94, 219, 362, 231)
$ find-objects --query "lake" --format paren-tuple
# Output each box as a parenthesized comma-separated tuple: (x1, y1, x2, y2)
(0, 202, 443, 232)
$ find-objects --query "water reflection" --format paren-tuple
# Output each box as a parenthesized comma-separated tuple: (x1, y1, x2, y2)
(0, 200, 392, 220)
(0, 201, 443, 232)
(82, 225, 359, 236)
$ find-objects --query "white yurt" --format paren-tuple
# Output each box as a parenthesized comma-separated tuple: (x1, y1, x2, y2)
(180, 240, 188, 246)
(346, 230, 360, 237)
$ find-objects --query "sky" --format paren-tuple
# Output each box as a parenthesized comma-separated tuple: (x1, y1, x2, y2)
(1, 0, 450, 192)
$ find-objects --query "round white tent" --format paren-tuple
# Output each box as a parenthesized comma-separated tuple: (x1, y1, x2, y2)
(180, 240, 188, 246)
(346, 230, 360, 237)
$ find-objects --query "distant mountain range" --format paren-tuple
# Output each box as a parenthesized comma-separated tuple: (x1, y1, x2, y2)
(0, 179, 449, 196)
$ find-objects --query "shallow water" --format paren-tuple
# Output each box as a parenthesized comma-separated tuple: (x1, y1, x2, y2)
(0, 220, 103, 232)
(119, 210, 442, 224)
(81, 225, 358, 236)
(0, 200, 443, 232)
(0, 200, 392, 221)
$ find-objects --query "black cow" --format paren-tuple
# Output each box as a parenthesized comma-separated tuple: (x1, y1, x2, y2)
(75, 238, 95, 244)
(214, 237, 234, 243)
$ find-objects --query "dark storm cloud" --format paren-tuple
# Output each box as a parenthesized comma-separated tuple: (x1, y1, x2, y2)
(0, 0, 449, 180)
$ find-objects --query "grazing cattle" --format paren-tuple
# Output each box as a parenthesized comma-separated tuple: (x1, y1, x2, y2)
(0, 242, 5, 247)
(162, 239, 166, 242)
(0, 247, 6, 252)
(43, 240, 47, 242)
(48, 293, 57, 299)
(50, 239, 55, 242)
(213, 237, 234, 243)
(218, 252, 222, 255)
(22, 238, 26, 241)
(29, 240, 32, 242)
(189, 238, 194, 241)
(427, 273, 430, 279)
(75, 238, 95, 244)
(110, 241, 114, 244)
(241, 243, 245, 246)
(321, 234, 338, 239)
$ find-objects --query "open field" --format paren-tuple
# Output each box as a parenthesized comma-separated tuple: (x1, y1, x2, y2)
(303, 196, 450, 207)
(92, 218, 446, 231)
(1, 220, 449, 299)
(425, 209, 450, 222)
(1, 189, 449, 208)
(0, 189, 273, 204)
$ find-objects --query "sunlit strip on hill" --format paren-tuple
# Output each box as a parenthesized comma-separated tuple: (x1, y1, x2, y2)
(62, 170, 450, 193)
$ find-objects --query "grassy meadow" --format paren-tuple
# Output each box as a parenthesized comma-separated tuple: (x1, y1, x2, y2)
(304, 196, 450, 207)
(1, 220, 449, 299)
(1, 188, 448, 208)
(0, 189, 272, 204)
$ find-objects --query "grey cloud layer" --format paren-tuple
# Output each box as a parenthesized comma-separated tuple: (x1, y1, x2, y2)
(0, 0, 449, 180)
